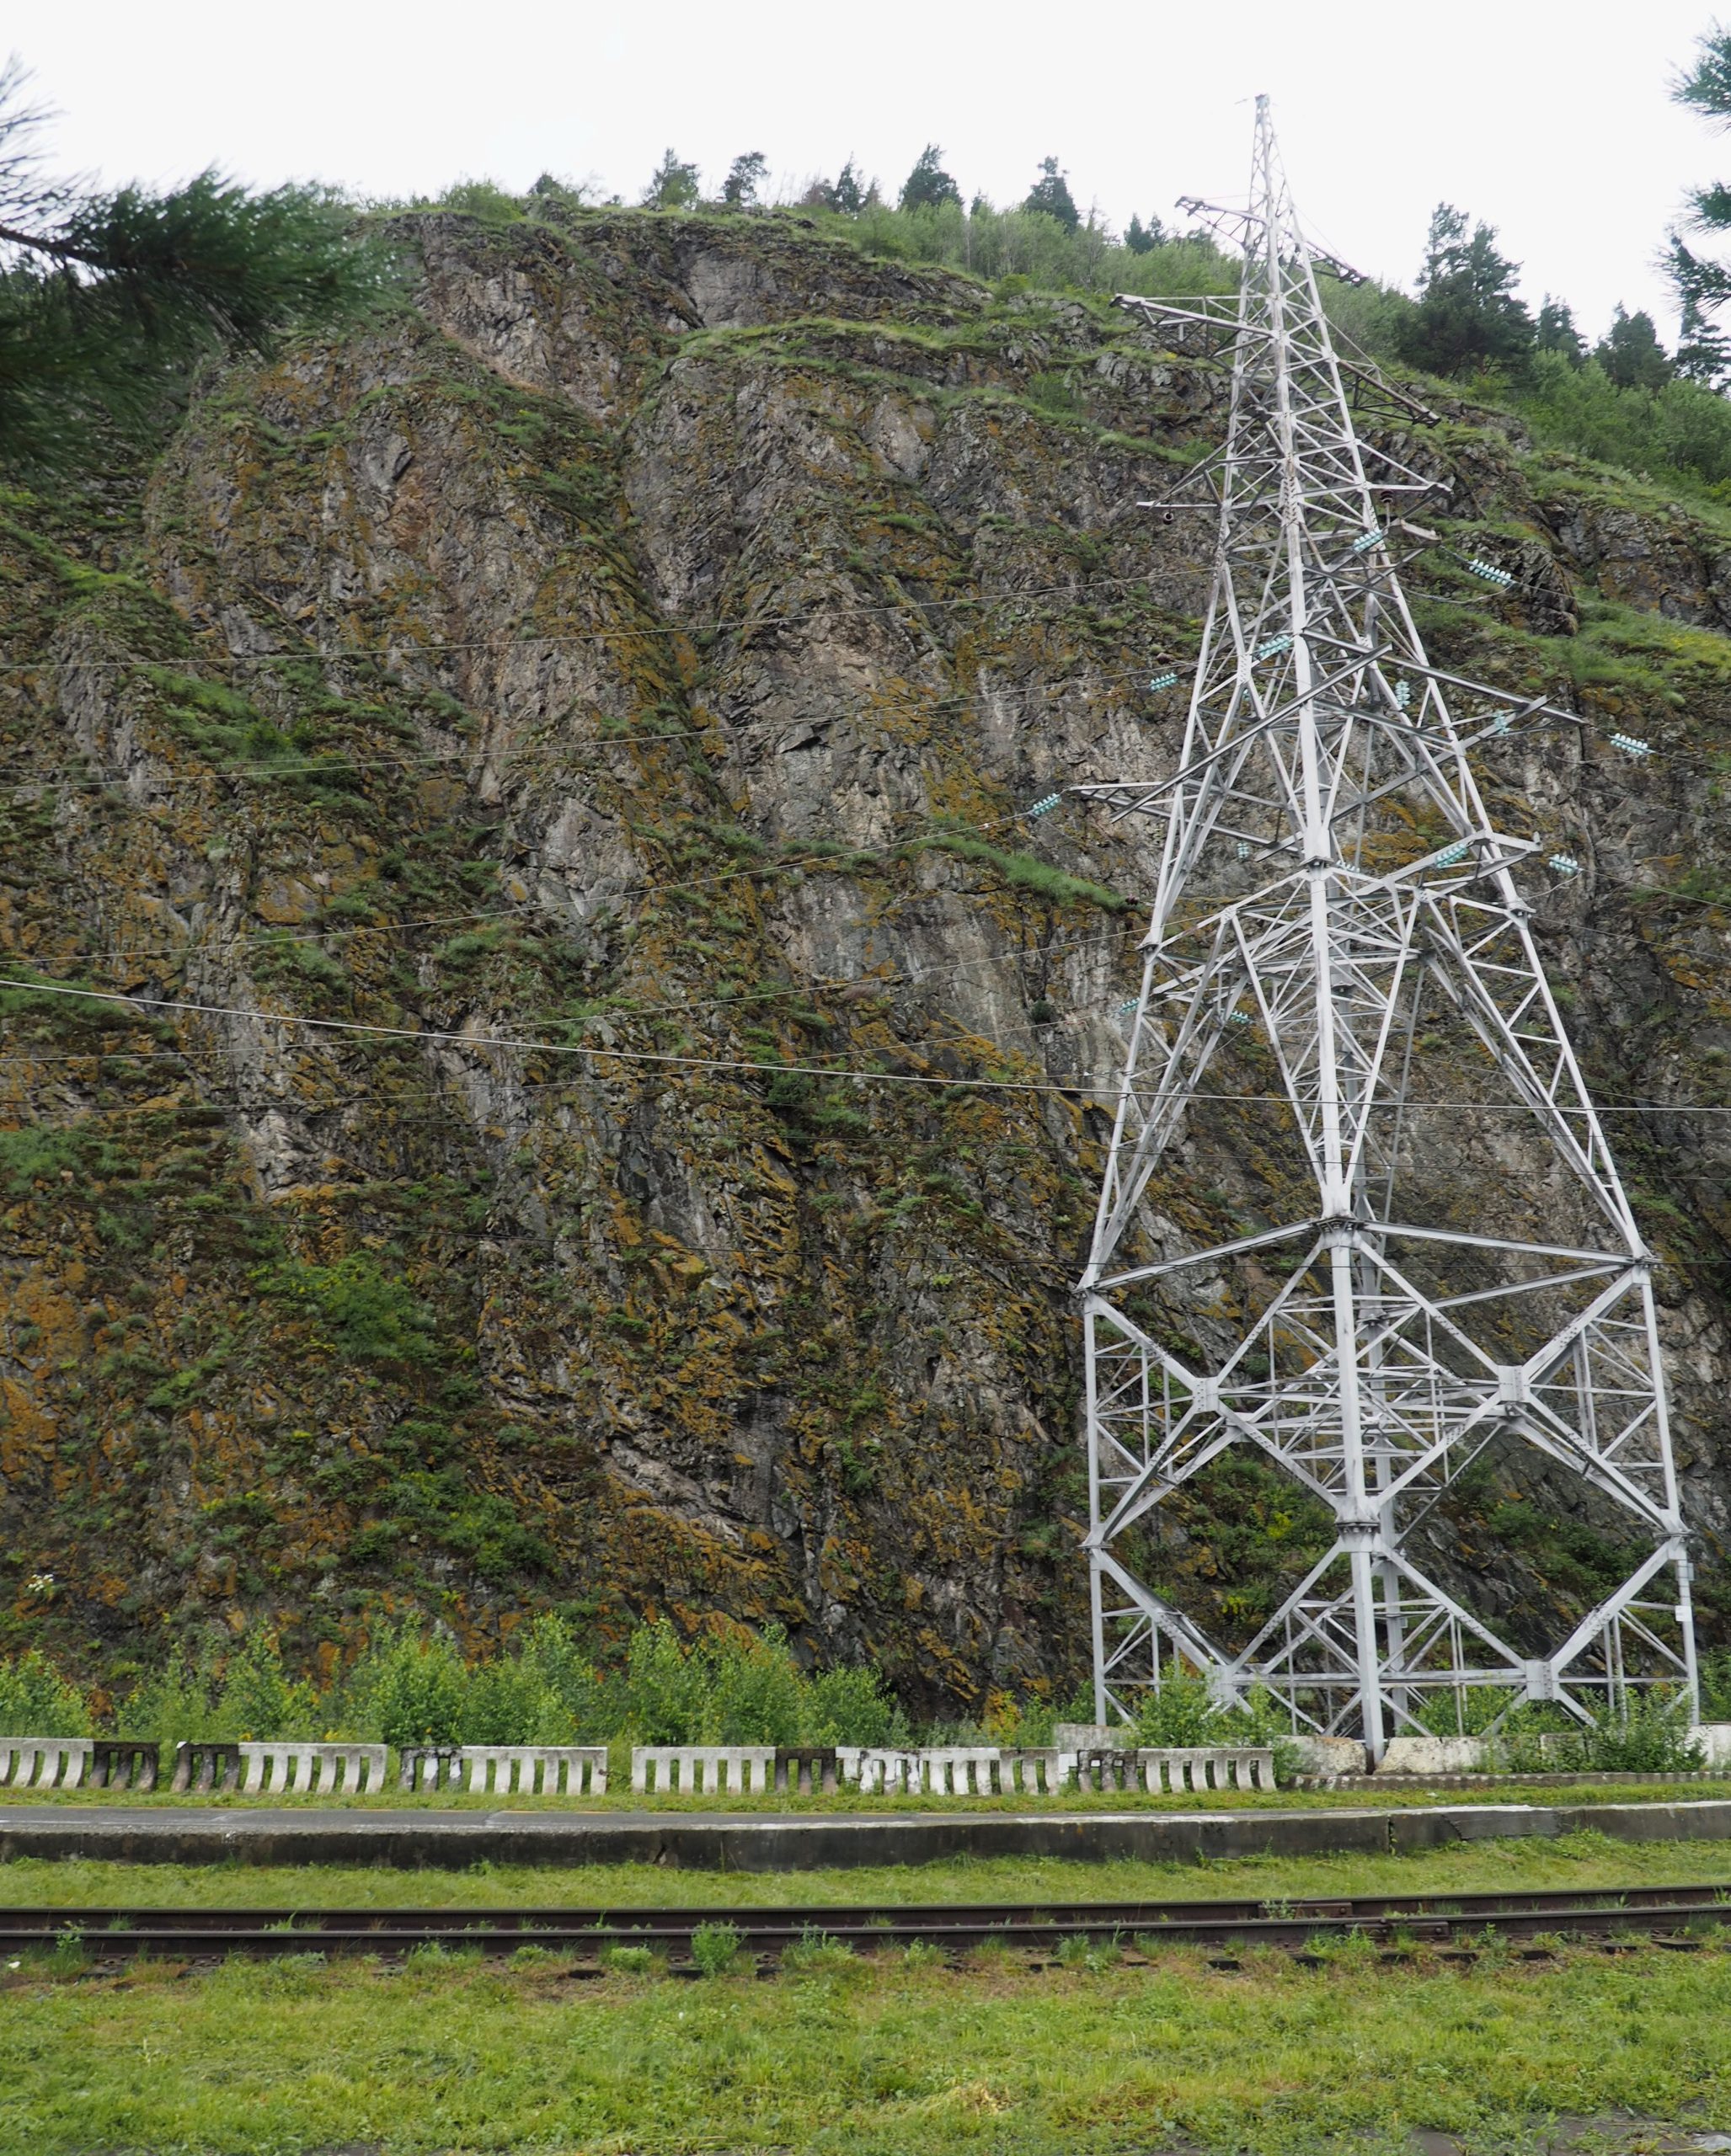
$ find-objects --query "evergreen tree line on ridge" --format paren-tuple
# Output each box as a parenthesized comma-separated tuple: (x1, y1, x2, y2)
(14, 30, 1731, 504)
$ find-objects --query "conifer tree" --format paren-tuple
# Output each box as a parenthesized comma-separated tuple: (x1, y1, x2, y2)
(0, 57, 382, 474)
(1023, 155, 1079, 232)
(820, 158, 866, 215)
(1125, 212, 1165, 255)
(1670, 28, 1731, 379)
(1535, 295, 1586, 364)
(1595, 304, 1672, 391)
(1396, 202, 1534, 377)
(641, 149, 700, 210)
(1672, 240, 1731, 385)
(898, 145, 961, 213)
(721, 152, 767, 207)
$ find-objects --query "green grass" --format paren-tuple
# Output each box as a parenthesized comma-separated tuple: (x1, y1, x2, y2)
(4, 1894, 1731, 2153)
(3, 1827, 1728, 1908)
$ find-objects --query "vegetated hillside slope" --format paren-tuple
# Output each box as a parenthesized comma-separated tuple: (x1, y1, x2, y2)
(1, 200, 1728, 1715)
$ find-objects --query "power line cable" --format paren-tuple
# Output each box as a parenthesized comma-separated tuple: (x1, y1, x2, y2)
(10, 971, 1731, 1127)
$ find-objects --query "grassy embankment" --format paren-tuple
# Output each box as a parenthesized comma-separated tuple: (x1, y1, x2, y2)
(5, 1838, 1731, 2153)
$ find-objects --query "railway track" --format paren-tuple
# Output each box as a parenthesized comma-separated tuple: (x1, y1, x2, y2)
(6, 1883, 1731, 1963)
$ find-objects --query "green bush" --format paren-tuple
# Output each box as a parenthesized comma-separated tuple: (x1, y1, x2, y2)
(15, 1610, 904, 1753)
(1519, 351, 1731, 495)
(0, 1650, 93, 1737)
(343, 1623, 468, 1745)
(689, 1921, 743, 1977)
(1579, 1692, 1705, 1774)
(1492, 1689, 1705, 1774)
(115, 1631, 318, 1748)
(256, 1251, 436, 1364)
(1133, 1670, 1221, 1747)
(616, 1620, 900, 1746)
(1699, 1650, 1731, 1722)
(212, 1628, 318, 1740)
(1133, 1673, 1301, 1781)
(698, 1625, 814, 1746)
(807, 1664, 904, 1747)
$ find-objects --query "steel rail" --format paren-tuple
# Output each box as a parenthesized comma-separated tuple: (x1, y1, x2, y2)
(7, 1885, 1729, 1961)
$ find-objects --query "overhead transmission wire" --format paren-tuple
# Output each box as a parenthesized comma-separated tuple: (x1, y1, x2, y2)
(0, 375, 1712, 1110)
(10, 971, 1731, 1143)
(0, 913, 1135, 1061)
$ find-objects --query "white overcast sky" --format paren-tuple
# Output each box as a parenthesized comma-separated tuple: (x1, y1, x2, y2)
(20, 0, 1731, 339)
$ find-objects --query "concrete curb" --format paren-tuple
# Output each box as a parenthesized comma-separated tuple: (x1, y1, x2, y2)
(4, 1798, 1731, 1870)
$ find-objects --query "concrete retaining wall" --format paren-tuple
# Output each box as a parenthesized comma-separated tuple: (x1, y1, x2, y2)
(4, 1797, 1731, 1870)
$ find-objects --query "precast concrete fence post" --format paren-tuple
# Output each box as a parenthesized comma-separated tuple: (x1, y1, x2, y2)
(1136, 1746, 1274, 1792)
(238, 1742, 388, 1796)
(919, 1747, 1000, 1796)
(457, 1746, 608, 1796)
(89, 1739, 158, 1791)
(1074, 1747, 1140, 1793)
(629, 1746, 774, 1796)
(169, 1741, 241, 1794)
(397, 1746, 462, 1793)
(0, 1737, 93, 1790)
(994, 1748, 1076, 1795)
(772, 1747, 838, 1795)
(836, 1747, 923, 1794)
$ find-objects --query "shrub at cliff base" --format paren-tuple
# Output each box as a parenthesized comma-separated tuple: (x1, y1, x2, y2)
(0, 1619, 909, 1749)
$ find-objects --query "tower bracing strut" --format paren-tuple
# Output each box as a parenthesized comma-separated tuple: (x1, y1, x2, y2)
(1077, 97, 1697, 1756)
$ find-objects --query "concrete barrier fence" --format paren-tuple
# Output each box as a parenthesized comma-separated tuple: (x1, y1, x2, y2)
(397, 1746, 462, 1792)
(1141, 1746, 1274, 1793)
(918, 1746, 1002, 1796)
(632, 1746, 774, 1795)
(455, 1747, 609, 1797)
(1071, 1748, 1141, 1792)
(838, 1746, 1023, 1795)
(238, 1742, 388, 1797)
(0, 1737, 93, 1790)
(89, 1740, 159, 1791)
(836, 1747, 923, 1794)
(992, 1748, 1075, 1795)
(773, 1747, 838, 1795)
(170, 1741, 241, 1794)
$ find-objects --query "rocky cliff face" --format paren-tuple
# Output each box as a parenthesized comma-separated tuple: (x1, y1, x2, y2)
(2, 203, 1727, 1710)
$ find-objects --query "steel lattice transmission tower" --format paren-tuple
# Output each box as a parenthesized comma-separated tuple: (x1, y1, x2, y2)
(1077, 97, 1698, 1756)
